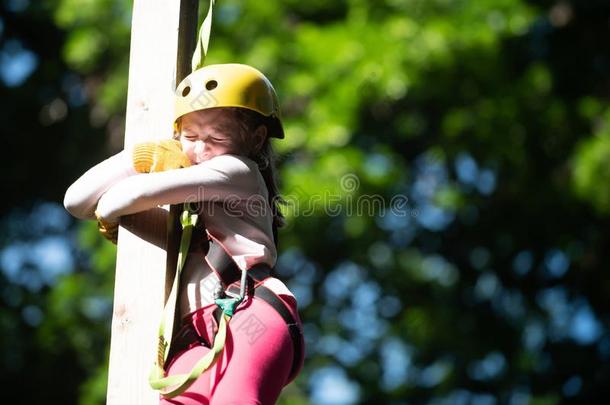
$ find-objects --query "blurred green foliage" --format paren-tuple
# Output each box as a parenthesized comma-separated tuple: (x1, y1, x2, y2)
(2, 0, 610, 403)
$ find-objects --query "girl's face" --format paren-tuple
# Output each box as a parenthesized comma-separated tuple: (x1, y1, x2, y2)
(179, 109, 241, 164)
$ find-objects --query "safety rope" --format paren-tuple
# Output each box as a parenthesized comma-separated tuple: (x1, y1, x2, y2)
(148, 1, 237, 397)
(192, 0, 215, 72)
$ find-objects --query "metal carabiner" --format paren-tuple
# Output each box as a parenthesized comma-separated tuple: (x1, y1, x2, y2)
(222, 267, 248, 301)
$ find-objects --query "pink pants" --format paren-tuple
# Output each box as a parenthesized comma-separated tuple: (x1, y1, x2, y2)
(159, 293, 304, 405)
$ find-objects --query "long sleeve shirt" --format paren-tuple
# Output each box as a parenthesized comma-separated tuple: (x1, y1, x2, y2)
(64, 150, 293, 315)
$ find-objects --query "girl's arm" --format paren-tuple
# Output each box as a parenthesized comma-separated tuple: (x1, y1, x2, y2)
(96, 154, 259, 221)
(64, 151, 137, 220)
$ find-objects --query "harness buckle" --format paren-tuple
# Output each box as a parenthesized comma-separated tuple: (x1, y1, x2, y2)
(220, 267, 249, 300)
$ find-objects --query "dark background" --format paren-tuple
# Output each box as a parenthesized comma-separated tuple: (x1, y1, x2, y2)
(1, 0, 610, 403)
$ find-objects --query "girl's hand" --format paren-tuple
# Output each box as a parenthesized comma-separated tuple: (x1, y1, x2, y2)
(95, 210, 119, 244)
(132, 139, 192, 173)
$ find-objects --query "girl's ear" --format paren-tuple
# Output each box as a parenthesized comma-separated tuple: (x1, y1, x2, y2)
(252, 125, 268, 154)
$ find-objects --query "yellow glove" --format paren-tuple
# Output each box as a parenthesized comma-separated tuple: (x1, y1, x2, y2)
(132, 139, 192, 173)
(95, 210, 118, 245)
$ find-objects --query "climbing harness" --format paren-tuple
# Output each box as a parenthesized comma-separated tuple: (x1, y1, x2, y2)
(207, 240, 304, 382)
(149, 205, 303, 398)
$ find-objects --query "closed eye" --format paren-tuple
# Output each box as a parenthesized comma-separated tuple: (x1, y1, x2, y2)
(181, 128, 198, 138)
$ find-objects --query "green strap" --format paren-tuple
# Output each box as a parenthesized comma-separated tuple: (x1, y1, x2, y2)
(148, 206, 198, 395)
(149, 312, 230, 398)
(148, 1, 230, 397)
(153, 0, 216, 369)
(192, 0, 215, 72)
(149, 202, 244, 398)
(158, 207, 198, 370)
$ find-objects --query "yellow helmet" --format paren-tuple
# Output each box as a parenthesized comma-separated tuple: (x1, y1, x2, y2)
(174, 63, 284, 138)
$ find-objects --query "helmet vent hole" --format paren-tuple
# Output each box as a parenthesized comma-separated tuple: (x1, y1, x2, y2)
(181, 86, 191, 97)
(205, 80, 218, 91)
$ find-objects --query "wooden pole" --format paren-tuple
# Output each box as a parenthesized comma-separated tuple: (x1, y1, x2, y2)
(106, 1, 198, 403)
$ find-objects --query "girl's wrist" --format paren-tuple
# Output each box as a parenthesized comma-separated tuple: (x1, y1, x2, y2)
(94, 209, 118, 225)
(94, 209, 119, 244)
(94, 197, 119, 224)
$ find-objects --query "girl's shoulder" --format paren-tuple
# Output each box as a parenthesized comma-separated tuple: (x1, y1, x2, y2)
(204, 154, 257, 174)
(201, 154, 265, 194)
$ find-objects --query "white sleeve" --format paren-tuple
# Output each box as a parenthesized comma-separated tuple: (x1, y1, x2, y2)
(63, 151, 137, 220)
(95, 154, 258, 221)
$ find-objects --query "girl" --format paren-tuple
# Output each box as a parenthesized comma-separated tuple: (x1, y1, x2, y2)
(64, 63, 304, 404)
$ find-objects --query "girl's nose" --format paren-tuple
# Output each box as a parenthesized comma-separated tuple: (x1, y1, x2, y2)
(194, 140, 205, 155)
(193, 140, 207, 162)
